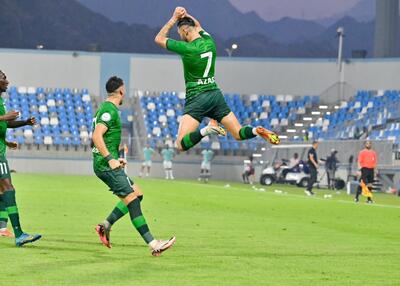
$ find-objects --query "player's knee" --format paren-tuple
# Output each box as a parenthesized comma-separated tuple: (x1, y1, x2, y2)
(232, 132, 241, 141)
(0, 181, 13, 190)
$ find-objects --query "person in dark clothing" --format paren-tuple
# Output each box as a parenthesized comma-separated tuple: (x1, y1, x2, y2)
(305, 141, 319, 196)
(325, 149, 339, 189)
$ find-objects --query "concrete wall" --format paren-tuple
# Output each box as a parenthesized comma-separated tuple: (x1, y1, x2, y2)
(1, 48, 400, 100)
(130, 55, 400, 99)
(0, 49, 101, 95)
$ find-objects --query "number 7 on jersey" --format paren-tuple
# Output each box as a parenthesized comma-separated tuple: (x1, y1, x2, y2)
(200, 52, 213, 78)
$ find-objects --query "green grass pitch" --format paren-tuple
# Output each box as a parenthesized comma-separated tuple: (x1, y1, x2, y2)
(1, 173, 400, 286)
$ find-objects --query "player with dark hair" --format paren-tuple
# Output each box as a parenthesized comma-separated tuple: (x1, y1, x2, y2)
(0, 70, 42, 245)
(93, 76, 175, 256)
(155, 7, 280, 152)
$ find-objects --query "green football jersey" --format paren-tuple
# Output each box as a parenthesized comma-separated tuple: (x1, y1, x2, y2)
(143, 147, 155, 161)
(167, 31, 219, 99)
(0, 98, 7, 157)
(161, 148, 174, 161)
(92, 101, 121, 172)
(202, 149, 214, 163)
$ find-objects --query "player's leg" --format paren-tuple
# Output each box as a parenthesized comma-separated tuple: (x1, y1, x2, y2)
(177, 113, 226, 152)
(117, 172, 175, 256)
(163, 161, 169, 179)
(365, 169, 374, 203)
(0, 184, 10, 236)
(0, 176, 41, 246)
(219, 112, 280, 144)
(168, 162, 174, 179)
(147, 162, 151, 177)
(139, 163, 145, 177)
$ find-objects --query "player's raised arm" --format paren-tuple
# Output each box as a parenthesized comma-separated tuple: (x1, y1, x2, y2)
(92, 123, 121, 169)
(155, 7, 186, 48)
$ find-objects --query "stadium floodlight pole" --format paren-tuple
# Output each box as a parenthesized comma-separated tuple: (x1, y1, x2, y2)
(337, 27, 345, 72)
(336, 27, 345, 101)
(225, 43, 238, 57)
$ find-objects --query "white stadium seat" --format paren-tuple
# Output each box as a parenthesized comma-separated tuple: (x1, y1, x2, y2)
(40, 117, 50, 125)
(44, 136, 53, 145)
(50, 117, 59, 126)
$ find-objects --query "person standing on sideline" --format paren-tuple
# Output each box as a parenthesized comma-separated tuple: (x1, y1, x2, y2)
(325, 149, 339, 189)
(139, 144, 155, 177)
(161, 145, 175, 180)
(355, 140, 377, 203)
(305, 141, 319, 196)
(199, 148, 214, 183)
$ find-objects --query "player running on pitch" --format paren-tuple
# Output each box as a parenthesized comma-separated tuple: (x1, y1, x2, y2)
(155, 7, 280, 152)
(0, 70, 41, 246)
(93, 76, 175, 256)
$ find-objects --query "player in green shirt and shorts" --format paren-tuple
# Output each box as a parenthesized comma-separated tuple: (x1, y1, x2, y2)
(161, 145, 175, 180)
(93, 76, 175, 256)
(0, 70, 42, 246)
(155, 7, 280, 152)
(199, 149, 214, 183)
(139, 144, 154, 177)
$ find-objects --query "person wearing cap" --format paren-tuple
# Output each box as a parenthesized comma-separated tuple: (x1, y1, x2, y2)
(325, 149, 339, 189)
(354, 140, 377, 203)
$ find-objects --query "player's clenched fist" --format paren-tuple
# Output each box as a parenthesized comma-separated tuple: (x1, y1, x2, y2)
(173, 7, 186, 20)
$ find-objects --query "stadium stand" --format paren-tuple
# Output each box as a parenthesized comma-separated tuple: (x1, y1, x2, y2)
(5, 86, 93, 149)
(138, 90, 321, 152)
(309, 90, 400, 145)
(138, 89, 400, 153)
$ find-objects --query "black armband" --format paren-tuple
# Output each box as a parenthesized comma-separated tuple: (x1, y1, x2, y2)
(104, 154, 113, 162)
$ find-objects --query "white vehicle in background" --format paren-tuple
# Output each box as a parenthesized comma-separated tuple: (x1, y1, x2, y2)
(259, 144, 311, 187)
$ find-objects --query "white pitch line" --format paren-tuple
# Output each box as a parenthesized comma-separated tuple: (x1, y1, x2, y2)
(154, 179, 400, 210)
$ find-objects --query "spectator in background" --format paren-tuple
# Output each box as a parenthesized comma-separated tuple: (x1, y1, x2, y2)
(325, 149, 339, 189)
(355, 140, 377, 203)
(305, 141, 319, 196)
(139, 144, 155, 177)
(282, 153, 300, 178)
(242, 156, 255, 184)
(199, 148, 214, 183)
(161, 145, 175, 180)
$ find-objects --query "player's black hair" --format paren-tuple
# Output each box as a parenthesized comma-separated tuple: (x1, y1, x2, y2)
(177, 17, 195, 28)
(0, 70, 5, 79)
(312, 141, 318, 145)
(106, 76, 124, 94)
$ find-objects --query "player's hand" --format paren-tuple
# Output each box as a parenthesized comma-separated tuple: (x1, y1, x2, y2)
(109, 159, 121, 170)
(25, 117, 36, 126)
(2, 110, 20, 121)
(118, 158, 127, 167)
(173, 7, 186, 20)
(6, 141, 18, 149)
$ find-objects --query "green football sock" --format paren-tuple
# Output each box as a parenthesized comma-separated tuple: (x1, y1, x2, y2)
(0, 194, 8, 229)
(181, 130, 203, 151)
(239, 126, 257, 140)
(3, 189, 23, 237)
(106, 201, 129, 225)
(127, 198, 154, 244)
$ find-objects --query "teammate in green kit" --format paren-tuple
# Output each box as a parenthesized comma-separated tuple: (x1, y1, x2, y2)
(93, 76, 175, 256)
(199, 149, 214, 183)
(155, 7, 281, 152)
(0, 70, 42, 246)
(139, 144, 154, 177)
(161, 145, 175, 180)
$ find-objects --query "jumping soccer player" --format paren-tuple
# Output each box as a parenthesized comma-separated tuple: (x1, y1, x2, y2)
(93, 76, 175, 256)
(161, 145, 175, 180)
(155, 7, 280, 152)
(139, 144, 154, 177)
(0, 70, 42, 245)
